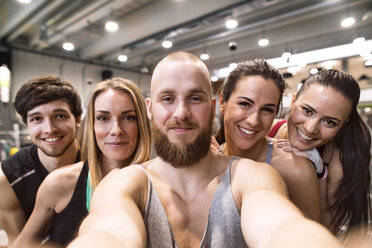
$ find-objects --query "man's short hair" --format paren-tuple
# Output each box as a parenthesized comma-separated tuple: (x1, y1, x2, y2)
(14, 76, 82, 124)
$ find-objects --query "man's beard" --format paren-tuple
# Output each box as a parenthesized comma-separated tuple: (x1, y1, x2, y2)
(152, 114, 213, 169)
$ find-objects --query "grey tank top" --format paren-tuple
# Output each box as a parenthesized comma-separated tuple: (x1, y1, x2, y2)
(219, 141, 274, 164)
(137, 156, 248, 248)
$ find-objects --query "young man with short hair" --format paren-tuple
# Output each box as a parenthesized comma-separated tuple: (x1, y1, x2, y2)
(0, 76, 82, 245)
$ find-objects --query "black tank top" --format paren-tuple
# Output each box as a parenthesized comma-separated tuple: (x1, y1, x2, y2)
(1, 144, 48, 218)
(50, 161, 89, 246)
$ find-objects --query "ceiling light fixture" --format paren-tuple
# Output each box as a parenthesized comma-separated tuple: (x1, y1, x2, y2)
(118, 54, 128, 62)
(258, 29, 269, 47)
(200, 45, 210, 60)
(17, 0, 31, 3)
(105, 20, 118, 32)
(200, 53, 209, 60)
(258, 38, 269, 47)
(341, 17, 355, 27)
(225, 19, 238, 29)
(162, 40, 173, 49)
(62, 41, 74, 51)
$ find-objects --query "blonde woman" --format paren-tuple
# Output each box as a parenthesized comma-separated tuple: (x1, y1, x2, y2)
(12, 78, 151, 247)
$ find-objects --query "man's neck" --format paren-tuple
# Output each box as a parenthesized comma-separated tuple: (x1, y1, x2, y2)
(154, 151, 228, 199)
(38, 139, 79, 172)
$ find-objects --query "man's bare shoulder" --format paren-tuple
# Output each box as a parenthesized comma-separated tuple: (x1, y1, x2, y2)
(231, 157, 287, 195)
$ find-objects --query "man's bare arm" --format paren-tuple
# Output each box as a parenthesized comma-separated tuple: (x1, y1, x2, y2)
(233, 159, 341, 248)
(68, 166, 148, 248)
(0, 165, 26, 246)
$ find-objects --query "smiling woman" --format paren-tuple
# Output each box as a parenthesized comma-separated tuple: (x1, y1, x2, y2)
(284, 70, 372, 236)
(11, 78, 152, 247)
(214, 59, 321, 221)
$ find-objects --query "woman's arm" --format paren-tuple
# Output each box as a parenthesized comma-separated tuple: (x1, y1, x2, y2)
(271, 150, 321, 221)
(11, 177, 57, 247)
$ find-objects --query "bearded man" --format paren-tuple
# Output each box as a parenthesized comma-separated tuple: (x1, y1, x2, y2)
(68, 52, 341, 248)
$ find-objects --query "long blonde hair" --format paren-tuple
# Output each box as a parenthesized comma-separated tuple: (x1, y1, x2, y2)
(78, 77, 151, 190)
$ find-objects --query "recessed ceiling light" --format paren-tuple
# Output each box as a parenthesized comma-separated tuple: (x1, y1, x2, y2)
(105, 21, 118, 32)
(258, 38, 269, 47)
(162, 40, 173, 48)
(118, 55, 128, 62)
(341, 17, 355, 27)
(63, 42, 74, 51)
(225, 19, 238, 29)
(17, 0, 31, 3)
(200, 53, 209, 60)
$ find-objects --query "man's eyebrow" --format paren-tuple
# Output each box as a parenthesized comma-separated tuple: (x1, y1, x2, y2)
(158, 88, 208, 95)
(27, 108, 69, 117)
(190, 88, 208, 95)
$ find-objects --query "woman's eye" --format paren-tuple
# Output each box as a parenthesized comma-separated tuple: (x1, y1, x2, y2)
(238, 101, 250, 107)
(324, 119, 336, 127)
(302, 107, 312, 115)
(123, 115, 137, 121)
(96, 116, 108, 121)
(262, 108, 275, 114)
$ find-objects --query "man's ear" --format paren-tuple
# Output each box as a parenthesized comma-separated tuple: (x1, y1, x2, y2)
(76, 116, 81, 128)
(219, 93, 225, 114)
(146, 98, 152, 120)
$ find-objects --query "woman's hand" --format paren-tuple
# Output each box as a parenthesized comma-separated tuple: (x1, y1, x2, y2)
(210, 136, 221, 154)
(277, 139, 311, 158)
(277, 139, 327, 179)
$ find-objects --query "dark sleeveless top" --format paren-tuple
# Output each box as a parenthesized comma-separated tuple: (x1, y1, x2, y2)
(139, 156, 248, 248)
(50, 161, 89, 246)
(1, 144, 49, 218)
(1, 145, 81, 219)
